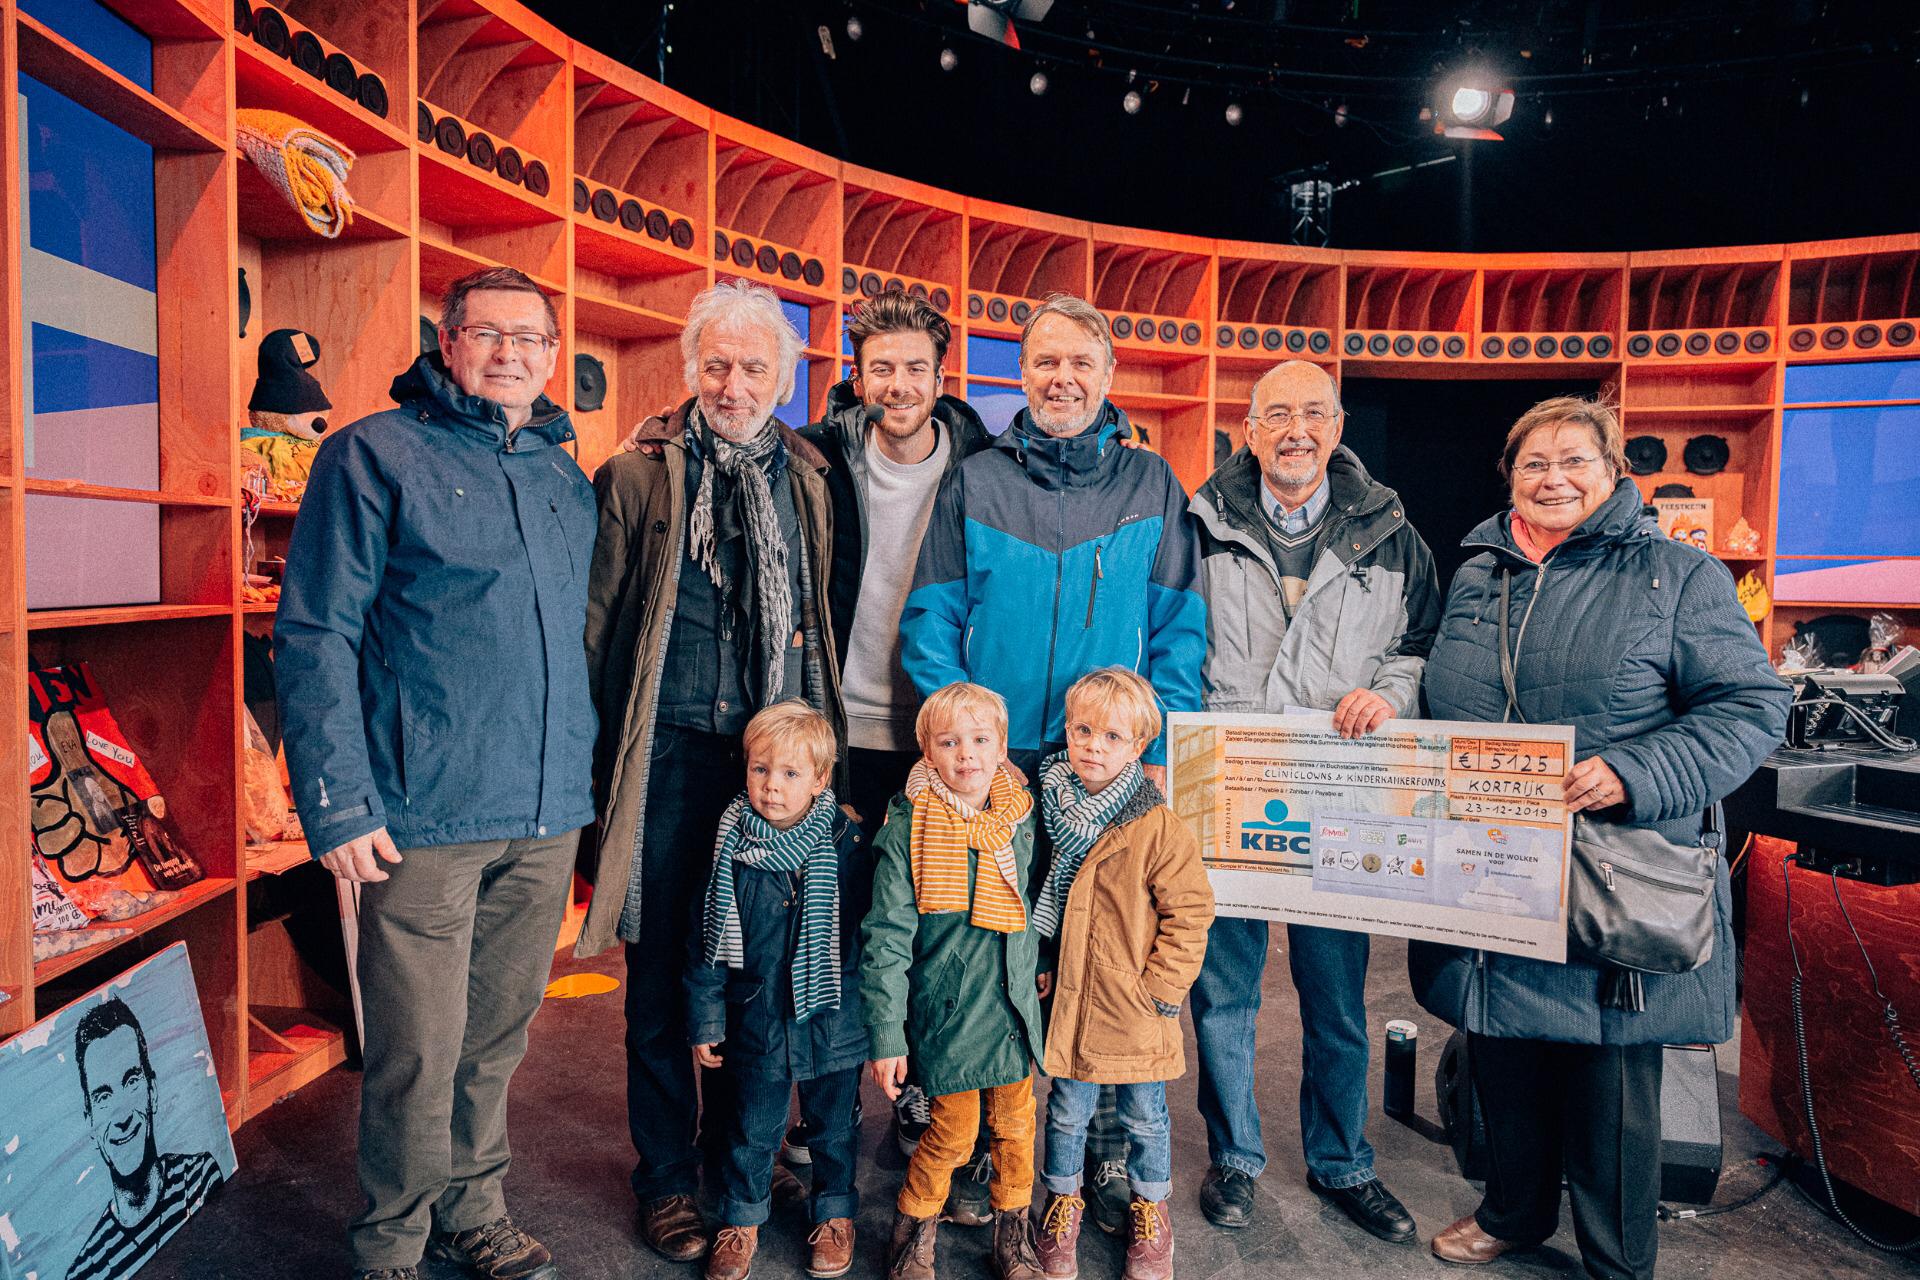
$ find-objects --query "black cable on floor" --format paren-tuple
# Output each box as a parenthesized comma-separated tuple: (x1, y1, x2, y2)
(1657, 1155, 1786, 1221)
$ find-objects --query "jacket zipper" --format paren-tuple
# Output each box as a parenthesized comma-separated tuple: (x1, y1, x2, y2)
(1597, 860, 1709, 896)
(1085, 544, 1103, 627)
(1040, 489, 1065, 748)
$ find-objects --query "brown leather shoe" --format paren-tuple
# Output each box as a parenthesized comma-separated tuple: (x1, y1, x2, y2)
(427, 1214, 556, 1279)
(888, 1211, 938, 1280)
(640, 1194, 710, 1263)
(773, 1162, 808, 1206)
(807, 1217, 855, 1279)
(1036, 1192, 1085, 1280)
(1430, 1214, 1520, 1266)
(1122, 1199, 1173, 1280)
(992, 1207, 1044, 1280)
(706, 1225, 757, 1280)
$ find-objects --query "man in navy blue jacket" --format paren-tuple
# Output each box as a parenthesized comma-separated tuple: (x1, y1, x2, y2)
(276, 267, 596, 1280)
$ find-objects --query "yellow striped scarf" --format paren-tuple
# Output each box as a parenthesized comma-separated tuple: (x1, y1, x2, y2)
(904, 759, 1033, 932)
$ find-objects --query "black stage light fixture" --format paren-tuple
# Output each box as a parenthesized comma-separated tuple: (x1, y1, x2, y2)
(575, 353, 608, 411)
(966, 0, 1055, 44)
(1624, 435, 1667, 476)
(1435, 70, 1515, 140)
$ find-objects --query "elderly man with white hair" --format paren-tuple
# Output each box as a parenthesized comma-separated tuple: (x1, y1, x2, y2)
(577, 278, 844, 1263)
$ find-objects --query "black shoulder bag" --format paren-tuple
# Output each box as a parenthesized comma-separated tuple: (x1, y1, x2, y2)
(1497, 570, 1718, 1011)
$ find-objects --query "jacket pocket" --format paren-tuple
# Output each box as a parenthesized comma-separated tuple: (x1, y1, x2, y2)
(550, 499, 576, 581)
(908, 953, 962, 1045)
(725, 975, 777, 1057)
(1079, 963, 1158, 1061)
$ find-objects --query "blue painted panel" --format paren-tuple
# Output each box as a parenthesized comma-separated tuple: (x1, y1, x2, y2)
(1777, 405, 1920, 555)
(1783, 359, 1920, 405)
(967, 386, 1026, 437)
(774, 360, 811, 430)
(967, 335, 1022, 383)
(20, 0, 152, 89)
(21, 75, 157, 290)
(30, 324, 159, 414)
(780, 299, 811, 345)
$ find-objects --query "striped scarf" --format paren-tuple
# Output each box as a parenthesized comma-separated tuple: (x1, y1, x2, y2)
(700, 789, 841, 1022)
(1032, 753, 1143, 938)
(904, 760, 1033, 933)
(686, 415, 794, 702)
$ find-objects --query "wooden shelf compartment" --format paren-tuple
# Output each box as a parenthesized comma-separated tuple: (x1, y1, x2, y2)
(18, 10, 224, 153)
(1119, 402, 1212, 496)
(572, 291, 682, 341)
(1481, 265, 1624, 335)
(418, 0, 567, 163)
(419, 99, 556, 212)
(236, 152, 411, 242)
(572, 218, 707, 291)
(843, 185, 962, 300)
(238, 228, 414, 454)
(1628, 259, 1780, 331)
(1345, 264, 1475, 332)
(841, 267, 956, 317)
(1620, 362, 1776, 408)
(968, 216, 1088, 302)
(572, 179, 702, 265)
(566, 333, 684, 474)
(1218, 254, 1341, 332)
(575, 78, 706, 241)
(1109, 353, 1206, 402)
(1788, 244, 1920, 324)
(715, 133, 838, 262)
(1092, 240, 1210, 322)
(244, 0, 409, 129)
(233, 37, 409, 158)
(244, 1007, 349, 1118)
(1109, 312, 1211, 358)
(23, 500, 233, 617)
(243, 863, 355, 1117)
(418, 217, 565, 293)
(32, 876, 236, 983)
(1625, 429, 1775, 558)
(420, 140, 562, 225)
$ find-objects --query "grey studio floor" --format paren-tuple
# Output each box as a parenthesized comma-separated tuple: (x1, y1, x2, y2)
(145, 937, 1917, 1280)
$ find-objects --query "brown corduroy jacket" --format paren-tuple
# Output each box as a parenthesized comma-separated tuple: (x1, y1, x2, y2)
(575, 400, 842, 958)
(1041, 779, 1215, 1084)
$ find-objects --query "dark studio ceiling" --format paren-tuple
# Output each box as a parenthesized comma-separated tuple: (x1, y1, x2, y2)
(525, 0, 1920, 254)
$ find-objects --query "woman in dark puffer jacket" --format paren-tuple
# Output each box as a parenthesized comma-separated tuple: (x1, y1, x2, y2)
(1412, 396, 1790, 1280)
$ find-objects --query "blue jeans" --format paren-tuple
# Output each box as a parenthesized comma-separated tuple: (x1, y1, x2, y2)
(720, 1066, 861, 1226)
(1042, 1079, 1172, 1203)
(1189, 917, 1376, 1188)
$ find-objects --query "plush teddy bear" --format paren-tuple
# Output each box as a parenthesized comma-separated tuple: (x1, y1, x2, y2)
(241, 328, 330, 502)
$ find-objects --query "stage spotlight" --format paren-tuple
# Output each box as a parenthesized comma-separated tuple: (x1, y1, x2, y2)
(1436, 70, 1514, 140)
(1225, 102, 1243, 126)
(1123, 89, 1142, 115)
(969, 0, 1054, 45)
(939, 47, 958, 71)
(1029, 70, 1049, 95)
(845, 15, 862, 40)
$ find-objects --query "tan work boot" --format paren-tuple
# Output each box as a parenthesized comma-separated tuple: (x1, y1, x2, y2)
(807, 1217, 855, 1279)
(706, 1225, 757, 1280)
(426, 1214, 556, 1280)
(991, 1207, 1044, 1280)
(888, 1211, 938, 1280)
(1122, 1198, 1173, 1280)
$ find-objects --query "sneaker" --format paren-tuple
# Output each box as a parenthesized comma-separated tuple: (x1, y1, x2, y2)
(1035, 1192, 1085, 1280)
(888, 1212, 938, 1280)
(806, 1217, 855, 1279)
(783, 1122, 813, 1166)
(991, 1207, 1044, 1280)
(1082, 1159, 1129, 1236)
(945, 1148, 994, 1226)
(1122, 1199, 1173, 1280)
(706, 1225, 757, 1280)
(426, 1214, 557, 1280)
(893, 1085, 932, 1157)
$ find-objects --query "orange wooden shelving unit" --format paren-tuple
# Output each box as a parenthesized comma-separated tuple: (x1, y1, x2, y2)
(1, 0, 1914, 1128)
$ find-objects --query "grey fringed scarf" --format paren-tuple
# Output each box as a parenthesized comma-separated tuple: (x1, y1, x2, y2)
(686, 414, 794, 702)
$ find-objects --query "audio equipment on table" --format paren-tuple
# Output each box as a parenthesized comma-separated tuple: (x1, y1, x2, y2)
(1786, 672, 1912, 753)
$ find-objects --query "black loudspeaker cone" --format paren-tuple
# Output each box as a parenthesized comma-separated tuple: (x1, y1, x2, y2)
(618, 199, 645, 231)
(731, 239, 756, 268)
(291, 29, 325, 78)
(754, 245, 780, 274)
(1627, 334, 1653, 357)
(521, 161, 549, 196)
(575, 353, 608, 412)
(1310, 331, 1333, 354)
(571, 178, 588, 212)
(1855, 323, 1882, 348)
(420, 315, 439, 356)
(1685, 332, 1711, 355)
(252, 7, 291, 57)
(1624, 435, 1667, 476)
(1217, 325, 1235, 348)
(1745, 331, 1771, 353)
(967, 295, 984, 318)
(1367, 334, 1390, 356)
(1345, 333, 1365, 355)
(714, 230, 730, 260)
(780, 252, 803, 280)
(1182, 323, 1202, 346)
(1509, 336, 1532, 357)
(646, 209, 671, 240)
(843, 268, 859, 294)
(860, 273, 882, 297)
(1652, 482, 1694, 498)
(591, 189, 619, 222)
(908, 281, 928, 300)
(418, 102, 435, 143)
(1656, 333, 1682, 356)
(671, 219, 695, 250)
(1534, 335, 1558, 357)
(803, 260, 826, 287)
(1013, 302, 1034, 324)
(1240, 328, 1259, 349)
(1683, 434, 1729, 476)
(466, 132, 496, 171)
(1286, 330, 1307, 352)
(434, 116, 465, 156)
(494, 147, 524, 185)
(1392, 334, 1415, 356)
(1160, 320, 1182, 343)
(1112, 316, 1133, 338)
(325, 52, 359, 99)
(1482, 336, 1504, 357)
(1788, 329, 1816, 351)
(1418, 335, 1440, 357)
(987, 298, 1008, 322)
(357, 72, 389, 118)
(1262, 327, 1284, 350)
(234, 0, 254, 37)
(1561, 335, 1585, 357)
(237, 266, 251, 338)
(1888, 321, 1915, 346)
(930, 288, 950, 312)
(1821, 326, 1848, 349)
(886, 278, 906, 295)
(1588, 335, 1613, 356)
(1714, 331, 1740, 354)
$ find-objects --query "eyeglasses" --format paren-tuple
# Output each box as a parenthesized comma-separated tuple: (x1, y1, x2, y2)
(1252, 407, 1339, 430)
(1514, 454, 1600, 480)
(452, 326, 557, 356)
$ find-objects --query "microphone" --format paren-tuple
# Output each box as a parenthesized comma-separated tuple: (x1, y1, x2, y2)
(864, 402, 887, 426)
